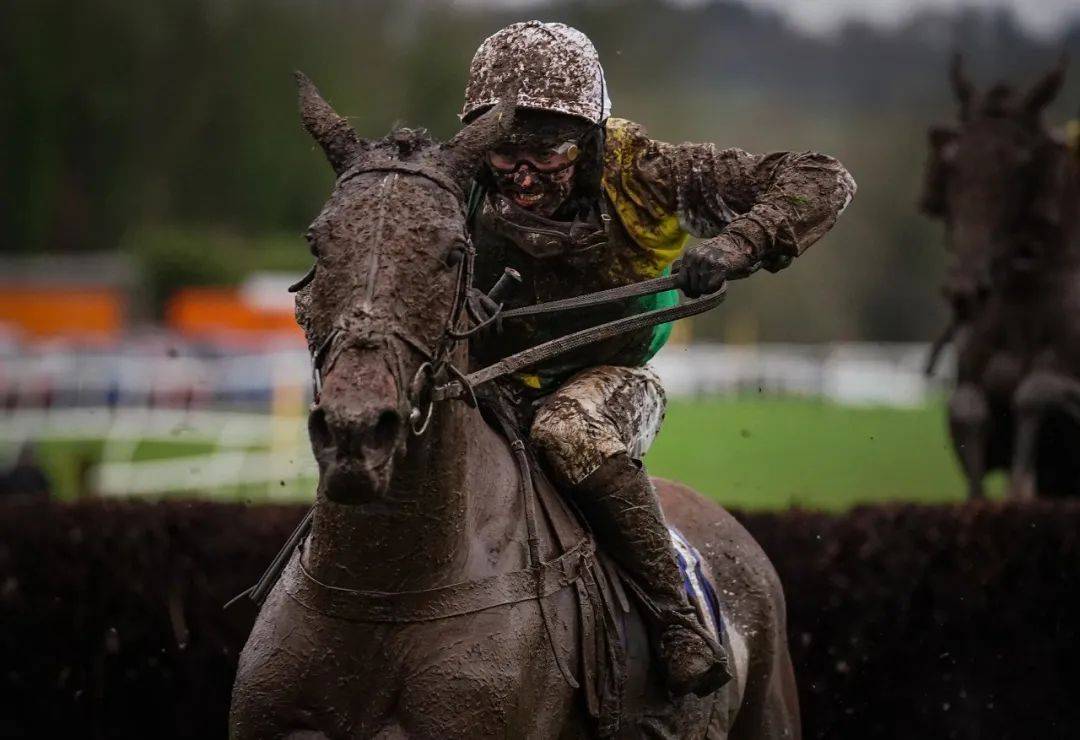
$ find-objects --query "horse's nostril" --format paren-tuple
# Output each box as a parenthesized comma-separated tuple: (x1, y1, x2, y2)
(309, 407, 332, 450)
(371, 410, 401, 449)
(310, 402, 401, 460)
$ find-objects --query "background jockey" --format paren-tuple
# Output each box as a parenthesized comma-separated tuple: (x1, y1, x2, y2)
(461, 21, 856, 697)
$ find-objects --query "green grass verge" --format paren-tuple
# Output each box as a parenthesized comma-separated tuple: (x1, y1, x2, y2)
(646, 396, 1001, 510)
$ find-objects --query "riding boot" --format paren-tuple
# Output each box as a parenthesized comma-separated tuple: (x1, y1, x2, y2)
(570, 452, 730, 697)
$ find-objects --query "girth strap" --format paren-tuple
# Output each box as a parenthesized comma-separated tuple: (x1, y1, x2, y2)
(282, 536, 594, 623)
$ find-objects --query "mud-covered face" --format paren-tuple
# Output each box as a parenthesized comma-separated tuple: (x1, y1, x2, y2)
(304, 172, 468, 504)
(488, 143, 578, 215)
(926, 115, 1059, 309)
(293, 74, 513, 504)
(922, 58, 1070, 306)
(476, 109, 592, 217)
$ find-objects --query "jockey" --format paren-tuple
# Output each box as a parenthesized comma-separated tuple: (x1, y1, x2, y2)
(462, 21, 855, 697)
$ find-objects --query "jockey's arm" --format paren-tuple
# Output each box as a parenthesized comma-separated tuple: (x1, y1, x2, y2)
(632, 133, 856, 294)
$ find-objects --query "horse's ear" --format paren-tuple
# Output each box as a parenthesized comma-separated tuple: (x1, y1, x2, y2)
(950, 53, 974, 121)
(440, 98, 516, 188)
(1023, 55, 1068, 117)
(295, 71, 365, 176)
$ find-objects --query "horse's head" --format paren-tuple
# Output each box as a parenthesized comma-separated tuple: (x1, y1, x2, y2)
(293, 73, 512, 504)
(921, 55, 1072, 313)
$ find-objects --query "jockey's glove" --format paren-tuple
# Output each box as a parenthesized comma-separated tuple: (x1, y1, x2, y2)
(466, 287, 502, 332)
(678, 233, 760, 298)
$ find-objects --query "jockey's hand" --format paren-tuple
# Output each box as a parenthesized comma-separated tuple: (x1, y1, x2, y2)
(678, 235, 758, 298)
(466, 288, 502, 330)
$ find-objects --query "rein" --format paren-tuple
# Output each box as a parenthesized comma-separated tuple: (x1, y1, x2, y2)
(282, 532, 595, 623)
(432, 275, 725, 402)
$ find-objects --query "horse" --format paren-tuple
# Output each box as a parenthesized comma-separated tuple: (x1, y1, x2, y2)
(921, 55, 1080, 499)
(229, 74, 799, 739)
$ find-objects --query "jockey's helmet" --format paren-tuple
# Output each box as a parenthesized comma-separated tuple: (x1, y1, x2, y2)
(461, 21, 611, 125)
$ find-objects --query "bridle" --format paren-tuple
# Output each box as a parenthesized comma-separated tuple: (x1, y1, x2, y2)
(292, 161, 485, 436)
(291, 159, 729, 438)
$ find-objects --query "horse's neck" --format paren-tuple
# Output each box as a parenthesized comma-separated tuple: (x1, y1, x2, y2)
(304, 402, 525, 592)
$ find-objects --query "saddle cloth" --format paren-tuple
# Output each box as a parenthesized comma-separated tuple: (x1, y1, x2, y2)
(670, 526, 724, 645)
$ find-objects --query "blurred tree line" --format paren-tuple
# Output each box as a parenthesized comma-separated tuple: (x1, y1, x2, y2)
(2, 0, 1078, 341)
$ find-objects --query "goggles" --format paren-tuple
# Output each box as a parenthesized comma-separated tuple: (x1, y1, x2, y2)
(487, 141, 581, 173)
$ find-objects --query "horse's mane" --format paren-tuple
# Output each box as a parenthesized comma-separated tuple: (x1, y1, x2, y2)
(364, 127, 438, 161)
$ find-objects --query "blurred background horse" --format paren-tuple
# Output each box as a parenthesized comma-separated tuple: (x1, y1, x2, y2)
(922, 56, 1080, 498)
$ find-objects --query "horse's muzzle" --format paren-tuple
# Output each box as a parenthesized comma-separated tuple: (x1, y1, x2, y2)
(310, 404, 403, 503)
(309, 351, 406, 504)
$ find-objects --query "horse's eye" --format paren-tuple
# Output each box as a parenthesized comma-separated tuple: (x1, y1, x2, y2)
(304, 228, 319, 257)
(444, 241, 467, 268)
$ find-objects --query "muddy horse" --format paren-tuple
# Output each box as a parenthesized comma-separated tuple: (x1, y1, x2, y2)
(229, 76, 799, 738)
(922, 55, 1080, 498)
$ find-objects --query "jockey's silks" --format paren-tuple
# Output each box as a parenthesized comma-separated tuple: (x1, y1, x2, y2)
(470, 118, 686, 391)
(469, 116, 855, 392)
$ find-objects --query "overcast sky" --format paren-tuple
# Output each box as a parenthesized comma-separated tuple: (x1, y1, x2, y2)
(458, 0, 1080, 38)
(744, 0, 1080, 37)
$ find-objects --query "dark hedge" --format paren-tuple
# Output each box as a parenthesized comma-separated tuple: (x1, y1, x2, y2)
(1, 500, 1078, 739)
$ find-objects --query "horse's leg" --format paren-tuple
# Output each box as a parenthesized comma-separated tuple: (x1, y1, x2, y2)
(949, 383, 990, 499)
(1009, 372, 1080, 499)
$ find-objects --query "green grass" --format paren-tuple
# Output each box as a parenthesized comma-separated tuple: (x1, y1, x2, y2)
(32, 438, 219, 500)
(646, 396, 1002, 510)
(20, 397, 1002, 509)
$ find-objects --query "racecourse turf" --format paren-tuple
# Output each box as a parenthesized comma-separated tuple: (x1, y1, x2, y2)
(646, 396, 991, 510)
(26, 397, 997, 509)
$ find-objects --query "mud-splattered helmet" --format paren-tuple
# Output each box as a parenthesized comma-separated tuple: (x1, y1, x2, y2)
(461, 21, 611, 125)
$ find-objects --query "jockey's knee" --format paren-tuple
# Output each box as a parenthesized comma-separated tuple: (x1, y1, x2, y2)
(531, 365, 666, 487)
(531, 396, 623, 488)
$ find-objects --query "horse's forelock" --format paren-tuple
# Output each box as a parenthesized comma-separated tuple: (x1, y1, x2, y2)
(378, 127, 438, 159)
(305, 161, 465, 334)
